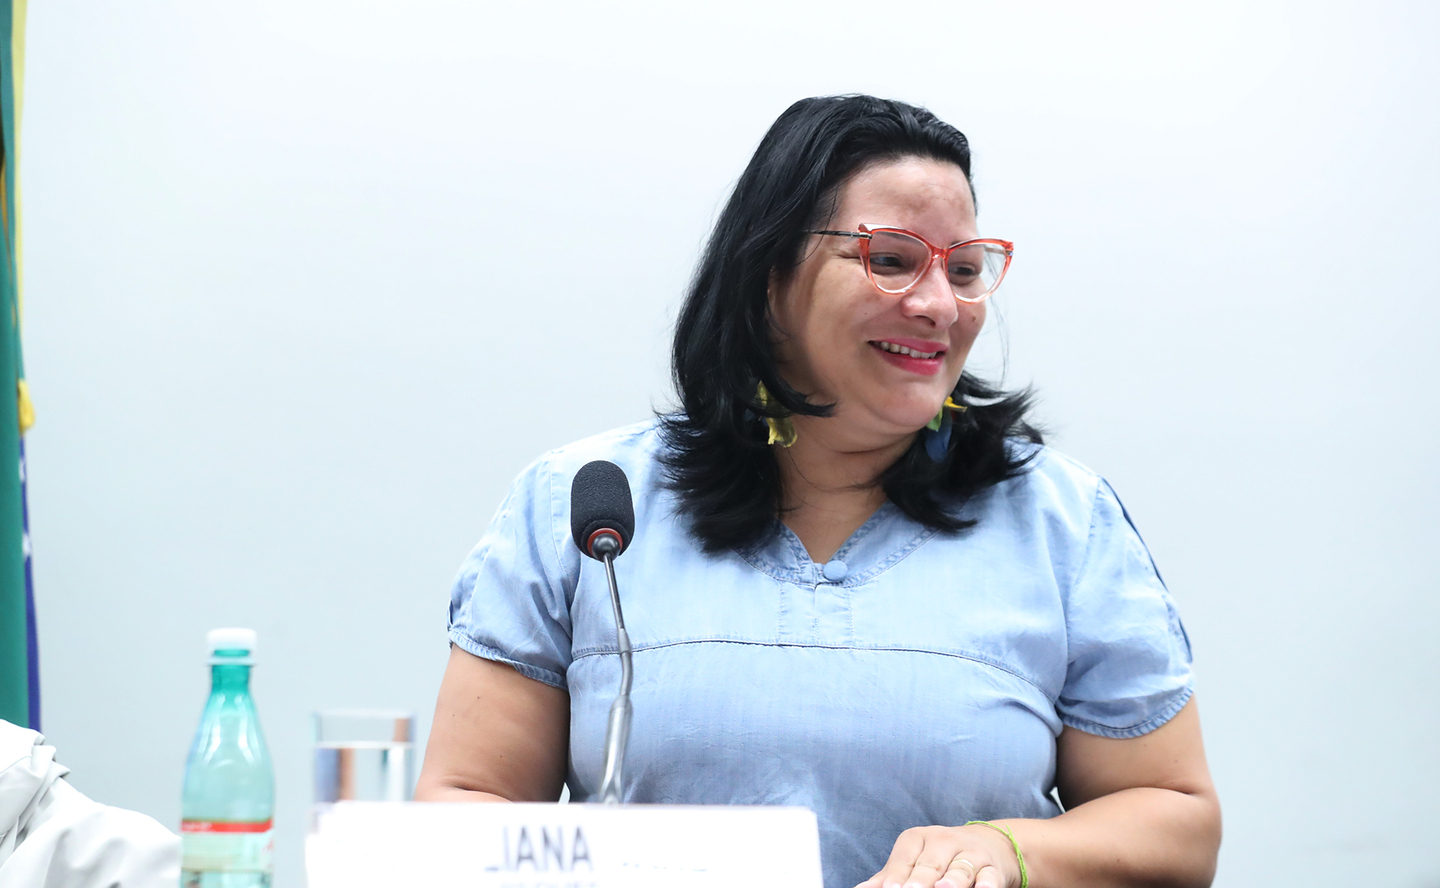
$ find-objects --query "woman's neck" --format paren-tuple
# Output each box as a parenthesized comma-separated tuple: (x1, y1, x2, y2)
(775, 416, 914, 563)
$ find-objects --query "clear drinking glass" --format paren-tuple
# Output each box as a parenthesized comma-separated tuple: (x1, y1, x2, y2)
(312, 710, 414, 804)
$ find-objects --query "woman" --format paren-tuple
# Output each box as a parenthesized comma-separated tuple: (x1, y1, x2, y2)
(416, 95, 1221, 888)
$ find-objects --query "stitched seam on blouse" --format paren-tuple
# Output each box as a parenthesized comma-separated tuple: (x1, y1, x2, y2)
(1063, 477, 1105, 665)
(732, 523, 942, 586)
(829, 503, 889, 560)
(846, 585, 856, 646)
(1060, 681, 1193, 737)
(860, 525, 943, 582)
(571, 637, 1051, 697)
(733, 534, 806, 583)
(1072, 476, 1105, 595)
(782, 524, 810, 566)
(543, 452, 569, 607)
(458, 473, 522, 632)
(450, 630, 567, 690)
(1100, 476, 1171, 593)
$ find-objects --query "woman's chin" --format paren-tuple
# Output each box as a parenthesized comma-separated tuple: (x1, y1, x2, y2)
(884, 402, 949, 433)
(822, 395, 950, 443)
(874, 411, 946, 440)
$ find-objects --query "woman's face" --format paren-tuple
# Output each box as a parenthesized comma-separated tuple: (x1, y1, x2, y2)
(769, 156, 985, 447)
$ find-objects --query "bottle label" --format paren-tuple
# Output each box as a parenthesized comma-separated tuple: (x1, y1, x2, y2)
(181, 819, 274, 873)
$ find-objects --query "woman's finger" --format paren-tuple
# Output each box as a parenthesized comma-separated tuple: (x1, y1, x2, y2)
(971, 863, 1004, 888)
(868, 828, 925, 888)
(899, 849, 952, 888)
(934, 856, 978, 888)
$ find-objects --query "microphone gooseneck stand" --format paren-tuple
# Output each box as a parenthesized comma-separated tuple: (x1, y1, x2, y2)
(594, 535, 633, 805)
(569, 459, 637, 806)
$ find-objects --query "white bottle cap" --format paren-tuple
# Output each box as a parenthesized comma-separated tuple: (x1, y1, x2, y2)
(206, 628, 257, 664)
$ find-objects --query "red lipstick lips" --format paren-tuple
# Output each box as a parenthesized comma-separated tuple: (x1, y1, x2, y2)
(870, 338, 947, 376)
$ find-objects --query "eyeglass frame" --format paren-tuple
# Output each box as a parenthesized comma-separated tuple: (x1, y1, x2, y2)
(804, 224, 1015, 304)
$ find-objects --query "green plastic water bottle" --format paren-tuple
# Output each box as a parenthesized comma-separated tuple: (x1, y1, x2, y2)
(181, 628, 275, 887)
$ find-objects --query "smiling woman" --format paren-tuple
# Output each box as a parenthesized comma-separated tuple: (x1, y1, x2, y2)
(416, 95, 1221, 888)
(662, 100, 1040, 556)
(774, 160, 987, 443)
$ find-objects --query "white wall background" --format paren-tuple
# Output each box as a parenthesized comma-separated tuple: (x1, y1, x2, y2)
(19, 1, 1440, 885)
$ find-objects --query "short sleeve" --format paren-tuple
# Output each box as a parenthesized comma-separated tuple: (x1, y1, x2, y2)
(447, 454, 575, 689)
(1057, 478, 1193, 739)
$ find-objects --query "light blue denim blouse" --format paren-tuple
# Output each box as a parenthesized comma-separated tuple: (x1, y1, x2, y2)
(448, 420, 1192, 888)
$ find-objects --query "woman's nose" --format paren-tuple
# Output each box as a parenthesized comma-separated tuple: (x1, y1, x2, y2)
(898, 261, 960, 327)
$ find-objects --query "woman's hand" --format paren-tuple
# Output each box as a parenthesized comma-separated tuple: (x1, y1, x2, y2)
(858, 823, 1021, 888)
(862, 699, 1219, 888)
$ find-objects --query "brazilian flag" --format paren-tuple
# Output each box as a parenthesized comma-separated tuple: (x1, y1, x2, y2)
(0, 0, 34, 730)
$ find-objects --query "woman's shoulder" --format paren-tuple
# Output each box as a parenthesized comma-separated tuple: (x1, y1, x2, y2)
(986, 439, 1111, 522)
(516, 419, 669, 494)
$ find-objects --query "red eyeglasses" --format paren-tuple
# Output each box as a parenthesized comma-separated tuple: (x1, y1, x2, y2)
(806, 224, 1014, 303)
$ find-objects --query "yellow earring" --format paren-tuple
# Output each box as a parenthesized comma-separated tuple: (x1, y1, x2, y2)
(755, 382, 797, 447)
(926, 396, 968, 431)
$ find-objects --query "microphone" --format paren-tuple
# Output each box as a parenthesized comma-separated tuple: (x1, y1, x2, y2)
(570, 460, 635, 559)
(569, 460, 636, 805)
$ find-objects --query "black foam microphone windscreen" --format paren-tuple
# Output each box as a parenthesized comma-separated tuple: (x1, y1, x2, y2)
(570, 460, 636, 559)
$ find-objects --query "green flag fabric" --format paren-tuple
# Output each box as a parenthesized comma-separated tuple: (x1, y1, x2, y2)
(0, 0, 35, 730)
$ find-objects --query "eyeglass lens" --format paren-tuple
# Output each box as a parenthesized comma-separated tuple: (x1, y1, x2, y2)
(866, 230, 1008, 298)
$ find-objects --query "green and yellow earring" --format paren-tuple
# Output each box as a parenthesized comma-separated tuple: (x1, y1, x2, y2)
(924, 396, 967, 461)
(756, 382, 797, 448)
(925, 396, 967, 431)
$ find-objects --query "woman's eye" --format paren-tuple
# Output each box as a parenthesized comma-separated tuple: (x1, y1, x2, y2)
(869, 254, 907, 274)
(948, 264, 979, 281)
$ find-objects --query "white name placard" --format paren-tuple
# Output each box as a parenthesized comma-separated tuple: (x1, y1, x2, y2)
(306, 801, 823, 888)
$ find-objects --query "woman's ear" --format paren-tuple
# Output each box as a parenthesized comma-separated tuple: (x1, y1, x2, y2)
(766, 267, 792, 318)
(765, 268, 791, 341)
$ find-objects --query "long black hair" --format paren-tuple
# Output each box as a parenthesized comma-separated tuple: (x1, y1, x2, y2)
(660, 95, 1042, 553)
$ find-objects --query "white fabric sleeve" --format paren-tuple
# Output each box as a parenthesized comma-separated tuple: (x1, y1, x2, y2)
(0, 720, 179, 888)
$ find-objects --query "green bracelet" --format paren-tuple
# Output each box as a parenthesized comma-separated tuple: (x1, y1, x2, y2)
(964, 820, 1028, 888)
